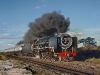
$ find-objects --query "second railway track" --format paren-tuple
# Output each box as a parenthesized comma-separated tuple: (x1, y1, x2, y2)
(7, 55, 100, 75)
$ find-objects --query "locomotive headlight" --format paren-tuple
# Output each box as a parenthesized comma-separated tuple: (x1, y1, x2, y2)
(61, 34, 72, 49)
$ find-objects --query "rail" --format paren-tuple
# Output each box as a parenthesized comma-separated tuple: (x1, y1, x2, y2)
(7, 55, 100, 75)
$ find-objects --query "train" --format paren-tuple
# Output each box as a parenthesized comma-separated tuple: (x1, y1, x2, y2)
(5, 33, 77, 61)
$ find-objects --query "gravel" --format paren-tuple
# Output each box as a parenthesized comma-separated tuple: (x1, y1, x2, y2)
(0, 60, 32, 75)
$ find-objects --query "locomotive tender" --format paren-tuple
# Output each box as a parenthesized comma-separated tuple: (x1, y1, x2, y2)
(5, 33, 77, 61)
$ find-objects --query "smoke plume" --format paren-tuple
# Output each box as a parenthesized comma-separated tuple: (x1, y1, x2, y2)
(16, 40, 24, 45)
(24, 11, 70, 43)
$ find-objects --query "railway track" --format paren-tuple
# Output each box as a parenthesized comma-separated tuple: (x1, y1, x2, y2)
(7, 55, 100, 75)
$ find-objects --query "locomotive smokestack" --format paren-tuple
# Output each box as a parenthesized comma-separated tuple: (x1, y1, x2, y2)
(24, 11, 70, 43)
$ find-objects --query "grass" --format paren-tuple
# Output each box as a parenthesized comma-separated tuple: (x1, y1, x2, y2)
(11, 59, 22, 68)
(26, 68, 40, 75)
(0, 53, 6, 60)
(33, 73, 40, 75)
(22, 70, 32, 75)
(85, 57, 100, 63)
(10, 59, 40, 75)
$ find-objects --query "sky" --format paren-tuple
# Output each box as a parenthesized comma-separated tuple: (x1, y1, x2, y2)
(0, 0, 100, 52)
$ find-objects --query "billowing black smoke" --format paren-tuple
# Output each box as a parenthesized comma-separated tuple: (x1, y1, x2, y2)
(16, 40, 24, 45)
(23, 11, 70, 43)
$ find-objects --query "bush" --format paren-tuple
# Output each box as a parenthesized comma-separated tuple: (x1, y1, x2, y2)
(85, 57, 100, 63)
(0, 53, 6, 60)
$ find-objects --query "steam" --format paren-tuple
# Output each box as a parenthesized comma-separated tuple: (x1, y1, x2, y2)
(20, 11, 70, 44)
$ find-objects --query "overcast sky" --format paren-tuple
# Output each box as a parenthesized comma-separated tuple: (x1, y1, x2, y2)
(0, 0, 100, 51)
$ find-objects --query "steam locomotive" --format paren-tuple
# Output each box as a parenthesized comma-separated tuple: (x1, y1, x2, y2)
(5, 33, 77, 61)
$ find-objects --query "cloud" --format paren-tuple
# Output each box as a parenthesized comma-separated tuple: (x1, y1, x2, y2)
(83, 28, 100, 38)
(77, 28, 100, 46)
(68, 27, 100, 46)
(0, 33, 10, 38)
(35, 6, 40, 9)
(85, 27, 100, 32)
(2, 22, 8, 25)
(0, 33, 23, 39)
(8, 44, 14, 46)
(35, 5, 46, 9)
(43, 5, 46, 7)
(0, 39, 21, 52)
(3, 33, 10, 36)
(0, 29, 5, 31)
(0, 42, 2, 44)
(68, 31, 83, 36)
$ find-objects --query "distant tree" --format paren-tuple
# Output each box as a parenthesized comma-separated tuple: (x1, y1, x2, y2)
(78, 37, 97, 49)
(98, 46, 100, 50)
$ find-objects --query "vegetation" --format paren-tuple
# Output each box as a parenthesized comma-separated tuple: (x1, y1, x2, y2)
(26, 67, 40, 75)
(11, 59, 22, 68)
(33, 73, 40, 75)
(0, 52, 6, 60)
(78, 37, 97, 50)
(22, 70, 32, 75)
(7, 59, 39, 75)
(76, 47, 100, 62)
(78, 46, 100, 51)
(85, 57, 100, 63)
(77, 36, 100, 62)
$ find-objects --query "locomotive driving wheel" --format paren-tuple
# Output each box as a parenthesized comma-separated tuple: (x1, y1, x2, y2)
(58, 56, 67, 61)
(58, 56, 74, 61)
(39, 48, 54, 60)
(67, 56, 74, 61)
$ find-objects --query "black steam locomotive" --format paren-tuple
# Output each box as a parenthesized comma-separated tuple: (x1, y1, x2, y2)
(32, 33, 77, 61)
(5, 33, 77, 61)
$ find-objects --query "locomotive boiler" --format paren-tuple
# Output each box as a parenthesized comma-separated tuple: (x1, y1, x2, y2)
(31, 33, 77, 61)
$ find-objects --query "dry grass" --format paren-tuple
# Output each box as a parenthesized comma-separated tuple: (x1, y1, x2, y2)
(22, 70, 32, 75)
(0, 53, 6, 60)
(85, 57, 100, 63)
(33, 73, 40, 75)
(11, 59, 22, 68)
